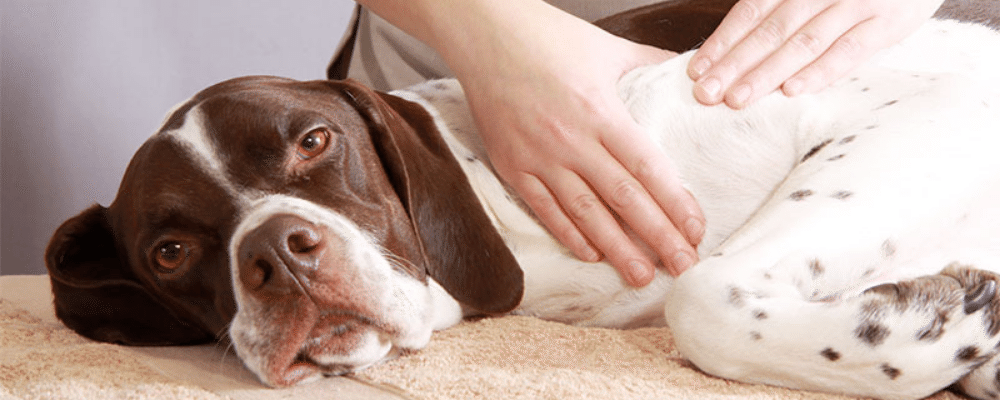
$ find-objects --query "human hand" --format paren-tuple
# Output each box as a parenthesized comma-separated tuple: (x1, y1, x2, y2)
(688, 0, 944, 108)
(443, 2, 705, 285)
(357, 0, 705, 286)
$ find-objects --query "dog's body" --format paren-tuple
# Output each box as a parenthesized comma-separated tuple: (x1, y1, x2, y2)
(45, 10, 1000, 400)
(404, 19, 1000, 399)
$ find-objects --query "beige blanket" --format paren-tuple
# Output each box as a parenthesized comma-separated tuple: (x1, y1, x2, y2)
(1, 275, 962, 400)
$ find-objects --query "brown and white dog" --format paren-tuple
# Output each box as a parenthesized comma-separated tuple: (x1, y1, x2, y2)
(46, 1, 1000, 399)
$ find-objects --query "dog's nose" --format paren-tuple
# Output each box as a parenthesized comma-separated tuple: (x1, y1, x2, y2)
(237, 214, 325, 291)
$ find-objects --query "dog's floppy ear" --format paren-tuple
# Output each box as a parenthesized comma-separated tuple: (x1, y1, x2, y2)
(45, 204, 213, 345)
(338, 80, 524, 315)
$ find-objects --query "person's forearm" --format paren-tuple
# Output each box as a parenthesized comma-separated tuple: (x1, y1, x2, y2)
(354, 0, 581, 80)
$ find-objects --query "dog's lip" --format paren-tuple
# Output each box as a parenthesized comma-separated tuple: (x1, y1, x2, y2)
(265, 310, 396, 386)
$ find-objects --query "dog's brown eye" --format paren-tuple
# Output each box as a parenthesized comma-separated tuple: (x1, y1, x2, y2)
(297, 128, 330, 160)
(155, 242, 187, 272)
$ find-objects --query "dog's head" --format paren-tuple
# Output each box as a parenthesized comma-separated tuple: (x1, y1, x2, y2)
(45, 76, 523, 386)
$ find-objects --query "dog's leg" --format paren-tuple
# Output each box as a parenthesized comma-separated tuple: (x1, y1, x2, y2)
(670, 259, 1000, 399)
(662, 71, 1000, 398)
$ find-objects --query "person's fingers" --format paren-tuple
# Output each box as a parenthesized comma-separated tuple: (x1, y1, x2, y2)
(595, 108, 703, 274)
(688, 0, 785, 82)
(509, 173, 601, 262)
(578, 150, 697, 277)
(723, 3, 861, 107)
(692, 0, 944, 108)
(620, 46, 707, 253)
(692, 0, 839, 105)
(543, 165, 659, 286)
(781, 16, 890, 97)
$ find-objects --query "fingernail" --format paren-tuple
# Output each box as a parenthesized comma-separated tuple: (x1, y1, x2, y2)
(685, 218, 704, 244)
(672, 252, 694, 275)
(697, 76, 722, 101)
(628, 260, 653, 287)
(783, 77, 804, 97)
(730, 84, 752, 108)
(690, 57, 711, 79)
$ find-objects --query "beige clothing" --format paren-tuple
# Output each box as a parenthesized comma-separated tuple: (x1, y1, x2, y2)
(331, 1, 664, 91)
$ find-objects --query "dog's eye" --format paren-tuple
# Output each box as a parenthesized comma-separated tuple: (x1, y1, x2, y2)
(297, 128, 331, 160)
(155, 242, 188, 272)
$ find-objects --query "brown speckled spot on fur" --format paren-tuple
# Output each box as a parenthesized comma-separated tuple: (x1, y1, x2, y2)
(956, 345, 981, 362)
(882, 239, 897, 259)
(801, 139, 833, 162)
(881, 363, 901, 380)
(809, 259, 825, 278)
(876, 100, 899, 110)
(789, 189, 814, 201)
(831, 190, 854, 200)
(820, 348, 841, 361)
(856, 323, 891, 347)
(729, 286, 746, 308)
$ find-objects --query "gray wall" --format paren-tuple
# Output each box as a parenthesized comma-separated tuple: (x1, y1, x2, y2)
(1, 1, 357, 274)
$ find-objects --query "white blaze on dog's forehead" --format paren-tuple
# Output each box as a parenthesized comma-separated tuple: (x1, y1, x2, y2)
(160, 104, 250, 204)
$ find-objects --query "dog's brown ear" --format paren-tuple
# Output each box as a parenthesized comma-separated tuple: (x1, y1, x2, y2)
(45, 204, 213, 345)
(338, 80, 524, 315)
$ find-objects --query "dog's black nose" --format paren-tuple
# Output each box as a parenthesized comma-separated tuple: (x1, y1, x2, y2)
(237, 214, 326, 291)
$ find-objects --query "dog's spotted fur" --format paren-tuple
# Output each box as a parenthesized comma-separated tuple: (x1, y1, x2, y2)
(395, 19, 1000, 399)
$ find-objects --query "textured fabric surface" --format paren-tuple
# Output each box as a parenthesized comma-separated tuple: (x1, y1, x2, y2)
(1, 275, 961, 400)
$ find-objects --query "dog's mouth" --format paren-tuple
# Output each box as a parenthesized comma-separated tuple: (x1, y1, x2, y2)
(265, 311, 400, 386)
(230, 273, 420, 387)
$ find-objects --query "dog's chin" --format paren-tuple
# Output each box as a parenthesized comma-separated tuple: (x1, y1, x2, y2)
(275, 321, 398, 387)
(229, 281, 436, 388)
(244, 312, 423, 388)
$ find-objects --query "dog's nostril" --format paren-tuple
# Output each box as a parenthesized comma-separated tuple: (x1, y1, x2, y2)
(239, 250, 274, 290)
(247, 259, 273, 289)
(287, 230, 322, 254)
